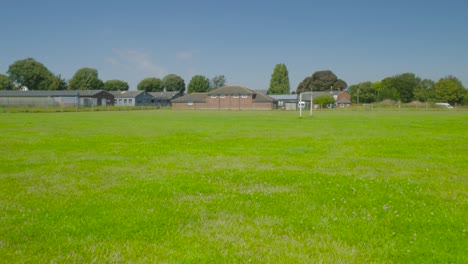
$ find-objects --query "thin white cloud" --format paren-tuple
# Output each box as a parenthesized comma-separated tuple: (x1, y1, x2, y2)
(176, 51, 193, 61)
(109, 48, 167, 77)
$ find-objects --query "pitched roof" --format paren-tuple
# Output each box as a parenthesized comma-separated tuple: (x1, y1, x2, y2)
(109, 90, 147, 98)
(336, 91, 351, 104)
(207, 85, 255, 95)
(268, 94, 298, 100)
(253, 92, 277, 103)
(149, 92, 180, 100)
(171, 93, 207, 103)
(0, 90, 106, 97)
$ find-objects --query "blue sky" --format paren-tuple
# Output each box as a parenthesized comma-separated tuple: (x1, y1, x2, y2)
(1, 0, 467, 91)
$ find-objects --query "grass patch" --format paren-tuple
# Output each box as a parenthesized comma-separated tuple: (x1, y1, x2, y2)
(0, 110, 467, 262)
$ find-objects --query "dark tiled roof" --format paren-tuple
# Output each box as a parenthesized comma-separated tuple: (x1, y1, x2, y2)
(171, 93, 207, 103)
(253, 93, 277, 103)
(268, 94, 298, 100)
(110, 91, 145, 98)
(149, 92, 179, 100)
(207, 86, 255, 96)
(0, 90, 105, 97)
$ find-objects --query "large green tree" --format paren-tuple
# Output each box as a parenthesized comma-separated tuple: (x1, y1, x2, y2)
(104, 79, 129, 91)
(7, 58, 55, 90)
(69, 68, 104, 90)
(163, 74, 185, 92)
(297, 70, 345, 93)
(434, 76, 466, 105)
(0, 74, 15, 90)
(211, 75, 226, 90)
(380, 73, 420, 103)
(348, 82, 377, 103)
(268, 63, 290, 94)
(414, 79, 435, 102)
(137, 78, 163, 92)
(187, 75, 210, 93)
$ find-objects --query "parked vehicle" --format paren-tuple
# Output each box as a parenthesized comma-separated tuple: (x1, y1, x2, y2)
(435, 103, 454, 109)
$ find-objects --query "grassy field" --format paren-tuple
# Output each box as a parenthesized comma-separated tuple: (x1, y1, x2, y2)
(0, 110, 467, 263)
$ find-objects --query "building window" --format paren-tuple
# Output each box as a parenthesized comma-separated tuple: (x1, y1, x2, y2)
(188, 102, 193, 105)
(211, 95, 217, 98)
(220, 95, 225, 98)
(233, 95, 239, 98)
(128, 99, 133, 104)
(241, 95, 248, 98)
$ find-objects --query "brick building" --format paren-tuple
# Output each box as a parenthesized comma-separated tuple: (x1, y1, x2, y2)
(171, 86, 277, 110)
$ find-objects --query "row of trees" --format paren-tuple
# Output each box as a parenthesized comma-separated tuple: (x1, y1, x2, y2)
(2, 58, 466, 105)
(0, 58, 130, 91)
(0, 58, 226, 93)
(348, 73, 467, 105)
(139, 74, 226, 93)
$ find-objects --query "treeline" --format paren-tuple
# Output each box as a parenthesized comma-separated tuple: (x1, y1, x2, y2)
(347, 73, 467, 105)
(2, 58, 467, 105)
(0, 58, 226, 93)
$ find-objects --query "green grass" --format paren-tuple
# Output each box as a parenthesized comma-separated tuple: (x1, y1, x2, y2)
(0, 110, 467, 263)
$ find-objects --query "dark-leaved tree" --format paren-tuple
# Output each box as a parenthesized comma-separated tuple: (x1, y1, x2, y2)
(297, 70, 343, 93)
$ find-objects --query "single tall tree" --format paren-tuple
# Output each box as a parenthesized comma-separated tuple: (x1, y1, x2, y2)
(187, 75, 211, 93)
(268, 64, 290, 94)
(7, 58, 55, 90)
(69, 68, 104, 90)
(163, 74, 185, 92)
(137, 78, 163, 92)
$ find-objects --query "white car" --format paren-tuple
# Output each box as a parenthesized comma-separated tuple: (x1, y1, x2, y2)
(435, 103, 454, 109)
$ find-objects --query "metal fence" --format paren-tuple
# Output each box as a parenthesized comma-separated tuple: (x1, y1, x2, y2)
(0, 96, 97, 107)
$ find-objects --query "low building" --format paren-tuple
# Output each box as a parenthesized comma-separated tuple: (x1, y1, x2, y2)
(336, 91, 351, 107)
(171, 86, 277, 110)
(149, 91, 182, 107)
(110, 91, 154, 106)
(0, 90, 113, 107)
(269, 94, 298, 110)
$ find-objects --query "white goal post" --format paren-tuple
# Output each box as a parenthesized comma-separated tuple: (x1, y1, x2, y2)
(299, 92, 313, 117)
